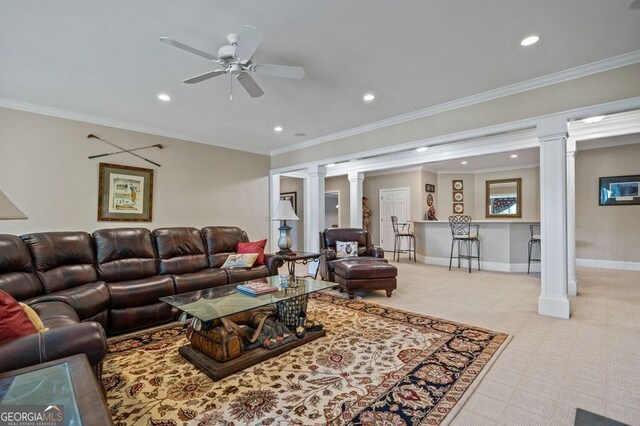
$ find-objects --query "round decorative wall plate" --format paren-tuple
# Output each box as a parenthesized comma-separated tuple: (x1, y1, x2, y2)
(427, 193, 433, 206)
(453, 180, 463, 190)
(454, 203, 464, 213)
(453, 192, 463, 202)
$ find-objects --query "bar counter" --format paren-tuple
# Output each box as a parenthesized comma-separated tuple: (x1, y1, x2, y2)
(412, 219, 540, 273)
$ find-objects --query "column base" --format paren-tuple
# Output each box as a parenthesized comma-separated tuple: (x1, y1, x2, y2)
(568, 278, 578, 297)
(538, 294, 571, 319)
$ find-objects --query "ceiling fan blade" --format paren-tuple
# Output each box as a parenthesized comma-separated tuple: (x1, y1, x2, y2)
(252, 64, 305, 79)
(236, 73, 264, 97)
(183, 69, 227, 84)
(234, 26, 264, 61)
(160, 37, 218, 61)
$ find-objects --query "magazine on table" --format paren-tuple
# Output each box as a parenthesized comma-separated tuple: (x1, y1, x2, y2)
(236, 280, 278, 295)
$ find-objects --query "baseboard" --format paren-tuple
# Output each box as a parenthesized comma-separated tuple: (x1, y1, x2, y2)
(576, 258, 640, 271)
(417, 255, 540, 273)
(416, 255, 639, 272)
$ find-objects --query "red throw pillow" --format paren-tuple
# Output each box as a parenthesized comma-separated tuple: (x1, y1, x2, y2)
(0, 289, 38, 341)
(237, 239, 267, 266)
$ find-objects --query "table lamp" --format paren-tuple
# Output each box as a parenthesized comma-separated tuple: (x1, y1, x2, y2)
(272, 199, 299, 254)
(0, 190, 28, 220)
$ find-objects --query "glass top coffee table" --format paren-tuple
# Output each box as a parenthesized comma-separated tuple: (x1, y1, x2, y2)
(161, 276, 333, 322)
(160, 276, 336, 381)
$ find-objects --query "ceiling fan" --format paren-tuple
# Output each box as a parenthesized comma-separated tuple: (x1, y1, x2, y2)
(160, 26, 305, 99)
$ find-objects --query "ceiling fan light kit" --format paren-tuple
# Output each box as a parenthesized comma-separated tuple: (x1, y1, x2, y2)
(160, 25, 305, 99)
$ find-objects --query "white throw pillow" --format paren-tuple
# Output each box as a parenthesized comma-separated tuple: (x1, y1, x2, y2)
(222, 253, 259, 269)
(336, 241, 358, 258)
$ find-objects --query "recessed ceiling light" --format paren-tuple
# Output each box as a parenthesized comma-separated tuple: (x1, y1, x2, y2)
(363, 93, 375, 102)
(520, 35, 539, 46)
(582, 115, 605, 124)
(461, 161, 468, 165)
(416, 147, 428, 153)
(157, 93, 171, 102)
(274, 126, 283, 132)
(326, 163, 336, 168)
(510, 154, 518, 158)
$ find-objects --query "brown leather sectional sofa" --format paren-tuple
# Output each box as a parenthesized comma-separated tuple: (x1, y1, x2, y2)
(0, 226, 283, 377)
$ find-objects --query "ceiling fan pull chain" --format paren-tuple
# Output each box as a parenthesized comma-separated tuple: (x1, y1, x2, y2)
(229, 73, 233, 100)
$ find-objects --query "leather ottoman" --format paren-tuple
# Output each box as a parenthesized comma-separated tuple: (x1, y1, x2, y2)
(333, 260, 397, 299)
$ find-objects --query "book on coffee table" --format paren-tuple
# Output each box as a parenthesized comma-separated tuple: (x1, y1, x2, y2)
(236, 281, 279, 296)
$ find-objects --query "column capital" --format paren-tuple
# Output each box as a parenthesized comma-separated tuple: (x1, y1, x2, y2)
(566, 137, 577, 157)
(307, 164, 327, 177)
(348, 171, 364, 182)
(537, 117, 569, 142)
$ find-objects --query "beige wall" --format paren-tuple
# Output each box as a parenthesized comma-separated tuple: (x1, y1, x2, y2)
(363, 170, 422, 245)
(279, 177, 304, 251)
(272, 63, 640, 169)
(0, 108, 271, 240)
(576, 142, 640, 262)
(421, 170, 437, 218)
(437, 174, 476, 218)
(429, 167, 540, 220)
(325, 175, 350, 228)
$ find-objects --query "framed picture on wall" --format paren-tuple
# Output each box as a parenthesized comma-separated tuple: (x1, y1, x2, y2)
(452, 180, 463, 191)
(280, 191, 297, 214)
(599, 175, 640, 206)
(453, 203, 464, 214)
(98, 163, 154, 221)
(425, 184, 436, 193)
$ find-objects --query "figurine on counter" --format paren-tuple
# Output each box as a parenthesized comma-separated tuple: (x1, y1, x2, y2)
(427, 193, 437, 221)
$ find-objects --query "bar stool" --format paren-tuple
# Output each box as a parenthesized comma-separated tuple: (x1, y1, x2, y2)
(448, 215, 480, 273)
(391, 216, 416, 262)
(527, 224, 541, 274)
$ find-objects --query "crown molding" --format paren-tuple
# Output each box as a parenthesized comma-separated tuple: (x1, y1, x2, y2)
(270, 50, 640, 156)
(0, 98, 270, 156)
(364, 166, 424, 178)
(435, 163, 539, 175)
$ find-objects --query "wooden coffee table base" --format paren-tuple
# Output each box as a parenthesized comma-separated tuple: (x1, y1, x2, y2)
(179, 329, 326, 381)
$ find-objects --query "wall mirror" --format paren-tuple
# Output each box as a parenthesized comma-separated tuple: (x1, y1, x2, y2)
(486, 178, 522, 218)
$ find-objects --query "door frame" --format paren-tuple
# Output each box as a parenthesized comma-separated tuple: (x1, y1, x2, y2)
(378, 186, 411, 249)
(324, 190, 341, 228)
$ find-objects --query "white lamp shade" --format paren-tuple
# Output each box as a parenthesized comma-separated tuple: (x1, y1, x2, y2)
(0, 190, 27, 220)
(272, 200, 299, 221)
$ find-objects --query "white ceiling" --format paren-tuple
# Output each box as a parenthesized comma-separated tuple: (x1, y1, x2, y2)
(1, 1, 640, 155)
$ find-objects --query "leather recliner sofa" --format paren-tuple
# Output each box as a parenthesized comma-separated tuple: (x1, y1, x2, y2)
(0, 226, 283, 377)
(318, 228, 386, 281)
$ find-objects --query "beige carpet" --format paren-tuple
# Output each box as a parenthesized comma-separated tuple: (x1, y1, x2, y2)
(103, 293, 509, 425)
(340, 260, 640, 426)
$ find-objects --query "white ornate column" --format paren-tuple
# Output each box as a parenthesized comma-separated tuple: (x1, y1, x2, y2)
(270, 173, 281, 253)
(348, 171, 364, 228)
(304, 165, 326, 252)
(566, 137, 578, 296)
(538, 117, 571, 319)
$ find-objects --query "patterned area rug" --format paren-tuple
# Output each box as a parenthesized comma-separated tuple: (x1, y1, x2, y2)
(103, 292, 509, 425)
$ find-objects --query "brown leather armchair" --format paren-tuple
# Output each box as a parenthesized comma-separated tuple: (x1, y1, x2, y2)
(319, 228, 385, 281)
